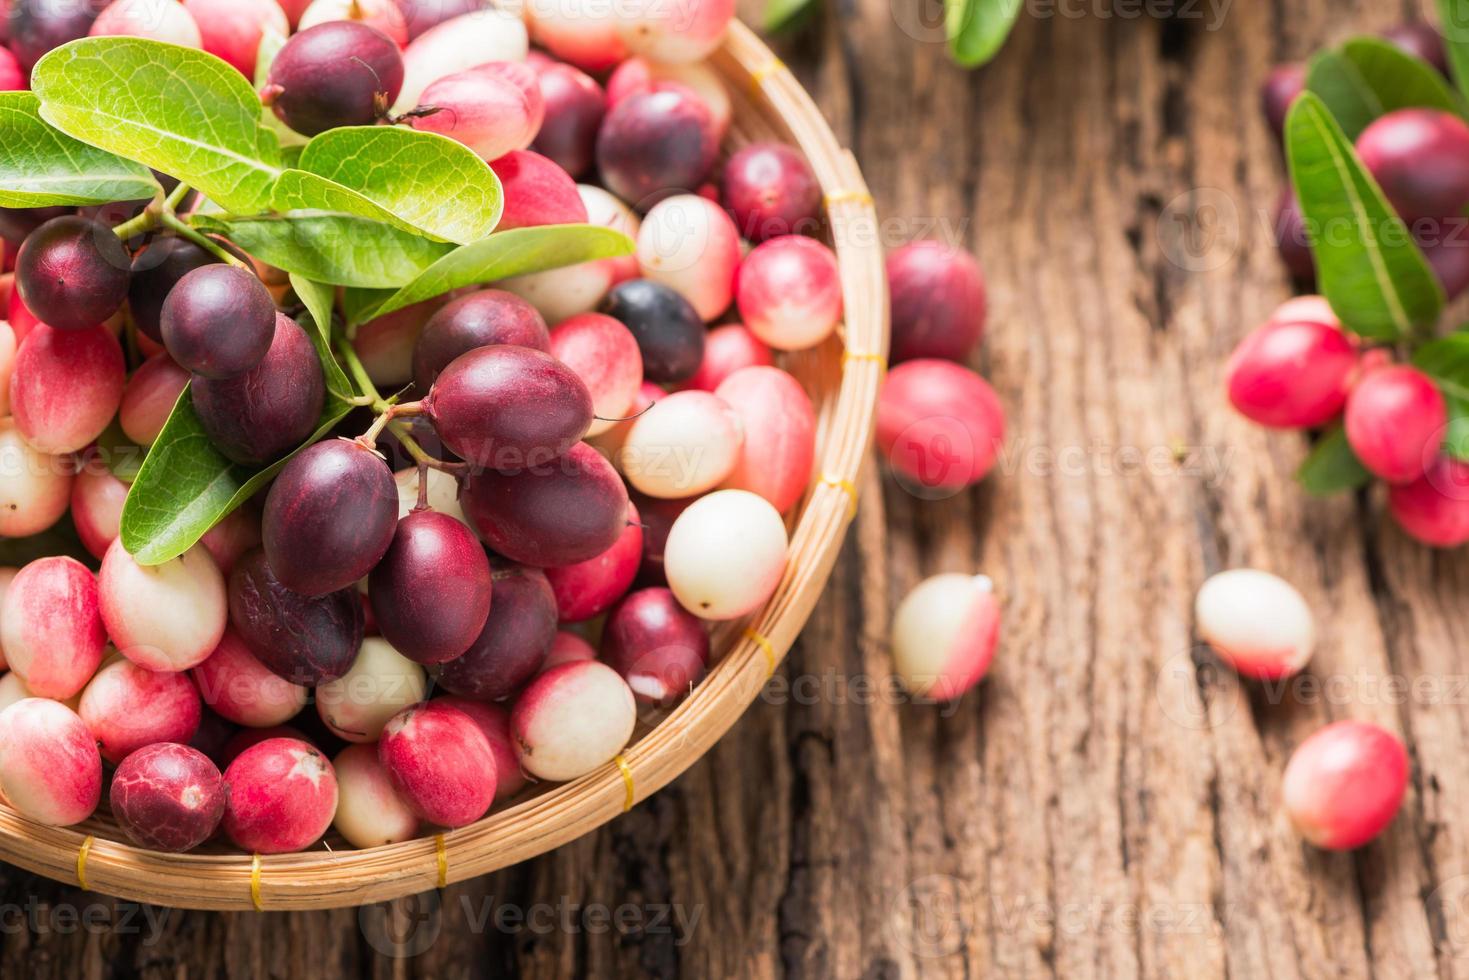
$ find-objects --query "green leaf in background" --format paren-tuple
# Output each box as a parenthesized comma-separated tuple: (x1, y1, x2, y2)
(1413, 332, 1469, 460)
(194, 211, 452, 288)
(1305, 38, 1466, 140)
(763, 0, 816, 34)
(1297, 426, 1372, 495)
(355, 224, 635, 322)
(274, 128, 503, 245)
(287, 273, 356, 400)
(94, 420, 148, 482)
(31, 37, 283, 214)
(0, 91, 159, 206)
(1436, 0, 1469, 104)
(343, 286, 396, 328)
(119, 385, 354, 565)
(1285, 92, 1443, 341)
(945, 0, 1023, 68)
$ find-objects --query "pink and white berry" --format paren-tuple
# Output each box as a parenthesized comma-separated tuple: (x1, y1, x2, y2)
(0, 672, 34, 713)
(90, 0, 204, 47)
(79, 656, 202, 763)
(183, 0, 289, 77)
(523, 0, 625, 73)
(10, 324, 126, 455)
(436, 695, 526, 800)
(736, 237, 843, 351)
(0, 557, 106, 700)
(1268, 294, 1339, 330)
(410, 62, 544, 161)
(118, 353, 189, 447)
(395, 8, 529, 112)
(316, 637, 428, 743)
(716, 366, 816, 514)
(378, 700, 497, 827)
(297, 0, 406, 44)
(223, 737, 338, 853)
(580, 184, 642, 284)
(543, 630, 597, 671)
(0, 418, 73, 537)
(1389, 457, 1469, 547)
(664, 489, 787, 619)
(511, 660, 636, 782)
(191, 628, 308, 727)
(1225, 318, 1358, 429)
(99, 539, 228, 673)
(349, 299, 441, 389)
(331, 743, 420, 848)
(614, 0, 734, 64)
(0, 320, 14, 416)
(680, 324, 773, 393)
(0, 698, 102, 826)
(622, 390, 744, 498)
(636, 194, 740, 322)
(877, 359, 1006, 494)
(1194, 569, 1314, 680)
(109, 743, 226, 852)
(70, 464, 129, 560)
(1344, 365, 1447, 484)
(1282, 720, 1409, 850)
(890, 573, 1000, 701)
(0, 566, 15, 669)
(600, 587, 709, 706)
(549, 312, 643, 437)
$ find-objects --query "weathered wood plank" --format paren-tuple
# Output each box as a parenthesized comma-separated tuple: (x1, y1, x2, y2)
(5, 2, 1467, 978)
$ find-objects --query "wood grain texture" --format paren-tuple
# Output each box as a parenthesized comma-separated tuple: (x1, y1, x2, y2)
(7, 0, 1469, 976)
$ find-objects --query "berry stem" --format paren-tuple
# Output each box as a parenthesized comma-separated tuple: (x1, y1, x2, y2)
(160, 211, 248, 269)
(389, 420, 465, 475)
(111, 203, 160, 242)
(336, 338, 384, 407)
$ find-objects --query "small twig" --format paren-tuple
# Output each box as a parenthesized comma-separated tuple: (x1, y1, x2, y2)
(161, 211, 248, 268)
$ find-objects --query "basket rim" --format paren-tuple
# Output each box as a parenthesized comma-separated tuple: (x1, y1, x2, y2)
(0, 20, 890, 911)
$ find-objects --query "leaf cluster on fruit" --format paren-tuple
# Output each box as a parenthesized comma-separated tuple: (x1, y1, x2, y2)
(0, 36, 634, 565)
(1284, 9, 1469, 494)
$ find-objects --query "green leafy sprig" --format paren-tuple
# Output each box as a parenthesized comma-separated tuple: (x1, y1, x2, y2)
(0, 37, 634, 563)
(1284, 28, 1469, 494)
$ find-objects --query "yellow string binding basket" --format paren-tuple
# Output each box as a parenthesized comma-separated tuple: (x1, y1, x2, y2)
(0, 21, 888, 910)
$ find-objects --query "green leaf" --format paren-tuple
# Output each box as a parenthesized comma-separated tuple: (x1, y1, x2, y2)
(274, 128, 503, 245)
(1305, 38, 1465, 140)
(1413, 333, 1469, 460)
(1285, 92, 1443, 341)
(945, 0, 1023, 68)
(343, 286, 396, 328)
(287, 273, 356, 400)
(193, 211, 452, 288)
(119, 385, 354, 565)
(31, 37, 283, 214)
(0, 91, 159, 206)
(356, 224, 635, 322)
(1297, 426, 1372, 495)
(763, 0, 816, 33)
(1436, 0, 1469, 104)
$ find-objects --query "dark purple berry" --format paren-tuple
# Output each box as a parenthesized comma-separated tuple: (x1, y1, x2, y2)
(15, 215, 131, 330)
(228, 548, 365, 685)
(411, 289, 548, 393)
(161, 265, 277, 379)
(262, 439, 399, 596)
(368, 509, 492, 664)
(435, 560, 557, 701)
(192, 313, 325, 465)
(601, 279, 704, 383)
(596, 89, 719, 209)
(263, 22, 404, 137)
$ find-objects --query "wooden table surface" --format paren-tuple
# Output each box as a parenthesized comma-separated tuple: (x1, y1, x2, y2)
(8, 1, 1469, 977)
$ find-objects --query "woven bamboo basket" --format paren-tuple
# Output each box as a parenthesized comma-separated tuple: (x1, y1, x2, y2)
(0, 20, 887, 910)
